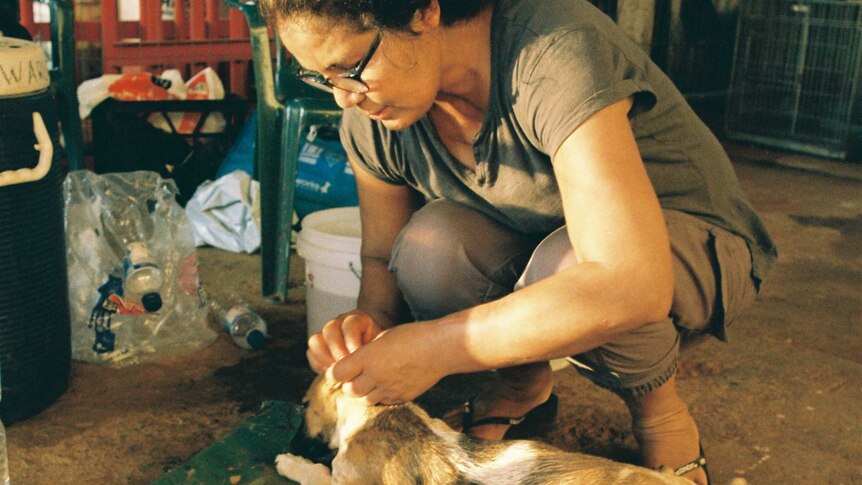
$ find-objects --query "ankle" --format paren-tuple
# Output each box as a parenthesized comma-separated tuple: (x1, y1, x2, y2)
(466, 363, 553, 427)
(632, 408, 707, 484)
(493, 362, 554, 407)
(625, 379, 707, 484)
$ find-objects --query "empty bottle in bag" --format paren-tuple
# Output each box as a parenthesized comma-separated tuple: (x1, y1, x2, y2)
(123, 242, 164, 312)
(208, 292, 268, 350)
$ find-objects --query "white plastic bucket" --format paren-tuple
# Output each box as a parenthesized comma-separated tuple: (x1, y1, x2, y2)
(296, 206, 362, 335)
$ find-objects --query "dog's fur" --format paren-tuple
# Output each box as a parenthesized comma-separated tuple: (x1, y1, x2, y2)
(274, 375, 720, 485)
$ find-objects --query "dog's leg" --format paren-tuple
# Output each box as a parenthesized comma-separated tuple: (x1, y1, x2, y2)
(274, 453, 332, 485)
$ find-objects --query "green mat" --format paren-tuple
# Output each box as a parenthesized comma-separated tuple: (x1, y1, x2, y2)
(152, 400, 302, 485)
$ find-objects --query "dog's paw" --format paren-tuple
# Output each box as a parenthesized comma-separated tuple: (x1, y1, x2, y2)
(275, 453, 332, 485)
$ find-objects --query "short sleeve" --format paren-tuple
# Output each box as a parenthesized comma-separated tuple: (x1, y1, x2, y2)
(517, 27, 657, 158)
(338, 107, 407, 185)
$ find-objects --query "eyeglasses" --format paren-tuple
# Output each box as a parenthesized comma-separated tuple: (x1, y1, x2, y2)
(296, 32, 382, 94)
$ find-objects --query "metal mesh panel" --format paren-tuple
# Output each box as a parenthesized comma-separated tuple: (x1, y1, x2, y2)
(725, 0, 862, 159)
(651, 0, 738, 100)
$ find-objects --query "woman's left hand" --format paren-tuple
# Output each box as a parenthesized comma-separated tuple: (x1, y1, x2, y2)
(328, 323, 444, 405)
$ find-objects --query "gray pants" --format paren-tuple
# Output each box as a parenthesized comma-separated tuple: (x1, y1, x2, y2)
(389, 200, 757, 397)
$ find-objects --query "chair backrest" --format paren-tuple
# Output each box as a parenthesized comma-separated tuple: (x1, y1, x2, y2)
(225, 0, 334, 116)
(226, 0, 343, 301)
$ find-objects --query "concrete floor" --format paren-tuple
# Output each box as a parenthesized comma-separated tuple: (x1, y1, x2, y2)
(7, 141, 861, 484)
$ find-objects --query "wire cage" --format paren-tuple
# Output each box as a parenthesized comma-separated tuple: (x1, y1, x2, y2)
(652, 0, 739, 101)
(725, 0, 862, 160)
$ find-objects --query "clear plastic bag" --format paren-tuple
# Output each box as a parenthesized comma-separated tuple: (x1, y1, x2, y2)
(64, 170, 216, 365)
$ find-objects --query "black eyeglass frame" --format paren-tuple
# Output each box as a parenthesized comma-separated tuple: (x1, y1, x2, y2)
(296, 32, 382, 94)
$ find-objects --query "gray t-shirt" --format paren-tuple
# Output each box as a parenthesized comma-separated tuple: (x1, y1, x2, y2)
(340, 0, 776, 284)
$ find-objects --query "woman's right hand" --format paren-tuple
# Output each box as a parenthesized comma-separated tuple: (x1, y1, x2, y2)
(306, 310, 383, 373)
(306, 155, 422, 373)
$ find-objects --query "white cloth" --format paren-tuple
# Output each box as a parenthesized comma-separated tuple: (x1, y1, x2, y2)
(185, 170, 261, 253)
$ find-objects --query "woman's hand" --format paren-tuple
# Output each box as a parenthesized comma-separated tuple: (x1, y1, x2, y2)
(328, 323, 445, 405)
(306, 310, 383, 373)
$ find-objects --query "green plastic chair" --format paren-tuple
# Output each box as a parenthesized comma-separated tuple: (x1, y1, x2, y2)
(48, 0, 85, 171)
(226, 0, 342, 302)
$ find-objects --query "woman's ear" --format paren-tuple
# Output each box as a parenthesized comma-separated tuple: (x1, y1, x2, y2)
(410, 0, 441, 33)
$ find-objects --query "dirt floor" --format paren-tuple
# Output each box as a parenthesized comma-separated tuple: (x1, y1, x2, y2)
(7, 140, 861, 485)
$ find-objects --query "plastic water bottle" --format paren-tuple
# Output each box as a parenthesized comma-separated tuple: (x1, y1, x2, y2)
(208, 292, 268, 350)
(123, 242, 164, 312)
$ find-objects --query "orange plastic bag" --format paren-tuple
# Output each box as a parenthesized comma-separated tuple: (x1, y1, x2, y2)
(106, 72, 182, 101)
(78, 68, 226, 134)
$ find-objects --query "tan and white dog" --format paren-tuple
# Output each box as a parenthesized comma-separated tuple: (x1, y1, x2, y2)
(274, 374, 741, 485)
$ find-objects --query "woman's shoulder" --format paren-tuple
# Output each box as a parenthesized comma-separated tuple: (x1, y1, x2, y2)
(495, 0, 615, 41)
(492, 0, 627, 81)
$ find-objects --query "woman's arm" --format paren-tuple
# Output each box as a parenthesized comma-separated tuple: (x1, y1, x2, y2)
(354, 159, 424, 328)
(331, 97, 675, 402)
(433, 96, 673, 367)
(306, 157, 423, 372)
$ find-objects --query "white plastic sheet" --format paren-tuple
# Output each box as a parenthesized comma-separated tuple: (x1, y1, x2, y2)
(185, 170, 262, 254)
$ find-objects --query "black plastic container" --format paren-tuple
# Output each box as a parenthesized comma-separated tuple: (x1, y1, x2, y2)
(0, 87, 71, 424)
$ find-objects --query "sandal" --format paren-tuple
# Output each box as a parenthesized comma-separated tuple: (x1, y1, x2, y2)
(670, 442, 711, 484)
(461, 393, 559, 440)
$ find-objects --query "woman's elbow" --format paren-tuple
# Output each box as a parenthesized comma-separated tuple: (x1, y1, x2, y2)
(639, 268, 674, 323)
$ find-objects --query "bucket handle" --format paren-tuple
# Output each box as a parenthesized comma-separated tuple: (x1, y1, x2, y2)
(0, 112, 53, 187)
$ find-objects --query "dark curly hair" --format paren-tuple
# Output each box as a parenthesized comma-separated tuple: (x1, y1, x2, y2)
(259, 0, 493, 33)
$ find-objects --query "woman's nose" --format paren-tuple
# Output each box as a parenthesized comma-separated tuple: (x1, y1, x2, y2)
(332, 88, 365, 109)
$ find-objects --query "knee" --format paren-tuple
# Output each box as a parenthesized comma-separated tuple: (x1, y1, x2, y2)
(389, 201, 486, 319)
(391, 200, 464, 254)
(390, 200, 471, 286)
(389, 200, 529, 320)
